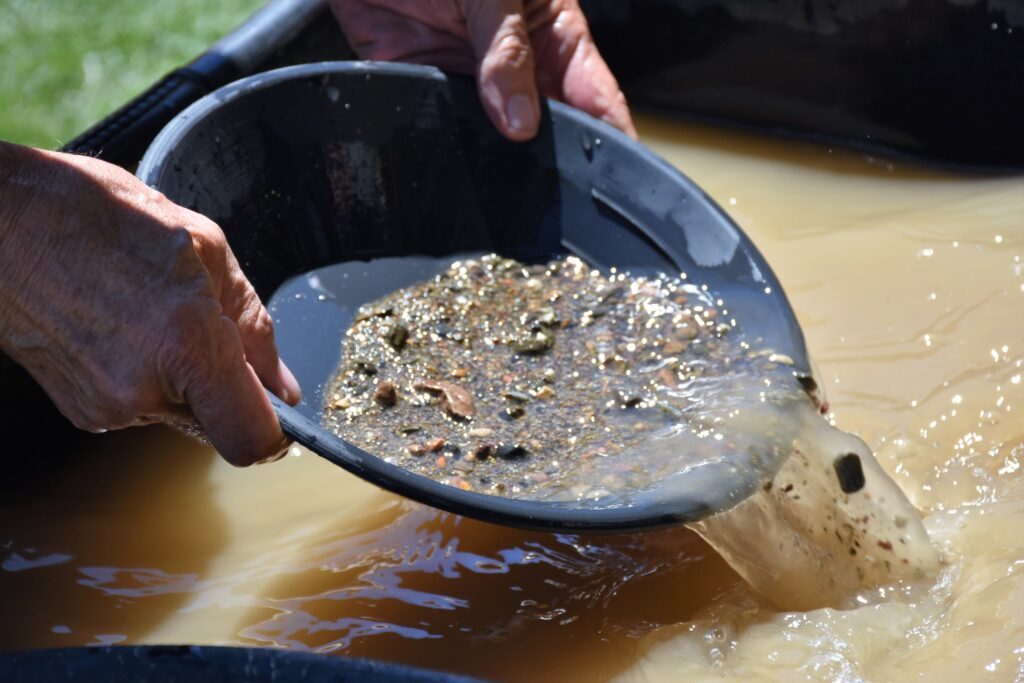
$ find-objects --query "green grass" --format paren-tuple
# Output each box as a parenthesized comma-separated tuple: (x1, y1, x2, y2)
(0, 0, 262, 149)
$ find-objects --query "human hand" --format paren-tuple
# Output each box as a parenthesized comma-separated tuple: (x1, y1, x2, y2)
(0, 143, 301, 465)
(328, 0, 636, 141)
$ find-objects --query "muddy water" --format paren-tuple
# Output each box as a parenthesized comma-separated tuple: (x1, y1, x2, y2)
(1, 117, 1022, 681)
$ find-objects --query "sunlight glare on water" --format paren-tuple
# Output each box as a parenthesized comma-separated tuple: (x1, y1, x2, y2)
(0, 116, 1022, 682)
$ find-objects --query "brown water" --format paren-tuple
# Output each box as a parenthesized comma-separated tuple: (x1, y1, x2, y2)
(1, 117, 1022, 681)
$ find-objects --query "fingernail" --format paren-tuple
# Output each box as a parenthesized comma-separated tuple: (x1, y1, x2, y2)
(278, 358, 302, 405)
(506, 94, 536, 134)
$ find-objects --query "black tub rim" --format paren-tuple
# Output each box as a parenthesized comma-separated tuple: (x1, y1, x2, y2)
(0, 644, 488, 682)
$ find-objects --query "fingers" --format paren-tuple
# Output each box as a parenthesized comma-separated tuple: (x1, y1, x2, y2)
(230, 285, 302, 407)
(327, 0, 634, 140)
(526, 0, 637, 138)
(560, 37, 637, 138)
(179, 316, 289, 467)
(155, 247, 290, 467)
(188, 215, 301, 407)
(460, 0, 541, 140)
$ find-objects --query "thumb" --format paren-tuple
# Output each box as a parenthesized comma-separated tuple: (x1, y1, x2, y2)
(460, 0, 540, 140)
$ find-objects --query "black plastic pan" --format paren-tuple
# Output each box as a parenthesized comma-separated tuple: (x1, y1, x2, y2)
(137, 61, 810, 532)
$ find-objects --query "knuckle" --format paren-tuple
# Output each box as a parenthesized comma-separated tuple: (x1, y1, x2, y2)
(523, 0, 563, 31)
(598, 89, 629, 119)
(490, 23, 533, 71)
(166, 224, 195, 252)
(190, 214, 228, 248)
(165, 215, 227, 278)
(163, 226, 209, 283)
(147, 184, 173, 206)
(244, 301, 276, 343)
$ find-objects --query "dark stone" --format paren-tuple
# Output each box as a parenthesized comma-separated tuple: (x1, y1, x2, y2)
(834, 453, 866, 493)
(496, 444, 528, 460)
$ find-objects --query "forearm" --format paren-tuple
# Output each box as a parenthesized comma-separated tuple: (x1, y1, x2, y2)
(0, 141, 63, 258)
(0, 141, 33, 238)
(0, 142, 69, 347)
(0, 142, 45, 334)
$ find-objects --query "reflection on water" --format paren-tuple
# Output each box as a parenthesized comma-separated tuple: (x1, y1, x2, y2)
(0, 432, 742, 680)
(0, 431, 227, 651)
(1, 116, 1022, 681)
(227, 504, 735, 672)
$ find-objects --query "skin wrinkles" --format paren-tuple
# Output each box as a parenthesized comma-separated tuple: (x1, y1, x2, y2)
(0, 141, 299, 463)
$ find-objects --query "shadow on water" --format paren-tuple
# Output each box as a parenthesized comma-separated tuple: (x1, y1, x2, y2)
(0, 427, 227, 651)
(231, 501, 745, 682)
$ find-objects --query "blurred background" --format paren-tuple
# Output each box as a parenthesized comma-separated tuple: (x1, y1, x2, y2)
(3, 0, 1021, 168)
(0, 0, 260, 148)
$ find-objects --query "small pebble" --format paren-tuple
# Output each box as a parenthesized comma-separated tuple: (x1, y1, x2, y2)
(414, 380, 476, 419)
(472, 443, 495, 460)
(663, 340, 686, 355)
(834, 452, 866, 493)
(449, 477, 473, 491)
(373, 381, 397, 407)
(496, 444, 528, 459)
(385, 323, 409, 350)
(501, 406, 525, 421)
